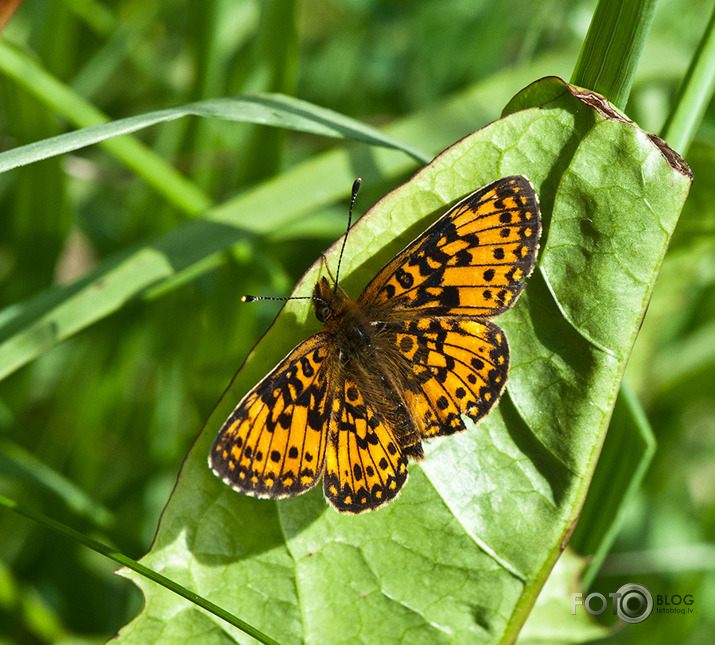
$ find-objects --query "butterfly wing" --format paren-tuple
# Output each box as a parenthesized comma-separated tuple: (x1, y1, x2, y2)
(210, 333, 333, 498)
(323, 375, 409, 513)
(388, 317, 510, 438)
(359, 175, 540, 317)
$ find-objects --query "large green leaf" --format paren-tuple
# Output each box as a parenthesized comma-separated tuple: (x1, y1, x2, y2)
(116, 77, 691, 643)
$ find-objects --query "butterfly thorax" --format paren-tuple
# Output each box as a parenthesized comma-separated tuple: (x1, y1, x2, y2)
(313, 276, 374, 359)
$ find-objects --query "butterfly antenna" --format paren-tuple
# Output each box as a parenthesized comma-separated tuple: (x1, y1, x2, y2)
(334, 178, 362, 292)
(243, 179, 361, 304)
(241, 295, 317, 304)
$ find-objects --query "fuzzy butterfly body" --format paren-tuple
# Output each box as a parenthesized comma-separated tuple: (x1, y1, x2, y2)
(210, 175, 541, 513)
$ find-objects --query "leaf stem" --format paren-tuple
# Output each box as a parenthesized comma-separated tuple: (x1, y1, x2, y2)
(571, 0, 658, 109)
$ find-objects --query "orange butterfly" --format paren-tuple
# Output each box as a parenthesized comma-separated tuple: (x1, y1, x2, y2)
(210, 176, 541, 513)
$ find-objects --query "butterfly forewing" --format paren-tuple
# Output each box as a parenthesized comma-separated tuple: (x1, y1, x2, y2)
(359, 175, 540, 317)
(210, 333, 332, 498)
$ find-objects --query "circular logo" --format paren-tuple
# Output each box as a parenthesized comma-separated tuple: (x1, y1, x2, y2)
(616, 583, 653, 624)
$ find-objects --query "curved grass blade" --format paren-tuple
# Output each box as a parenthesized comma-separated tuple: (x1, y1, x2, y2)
(0, 495, 280, 645)
(0, 94, 429, 175)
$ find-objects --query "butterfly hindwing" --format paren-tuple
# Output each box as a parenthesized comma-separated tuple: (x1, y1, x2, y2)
(359, 175, 540, 317)
(210, 333, 332, 498)
(323, 376, 409, 513)
(388, 317, 510, 438)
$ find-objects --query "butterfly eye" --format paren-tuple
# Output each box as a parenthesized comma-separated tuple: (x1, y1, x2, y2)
(316, 303, 332, 322)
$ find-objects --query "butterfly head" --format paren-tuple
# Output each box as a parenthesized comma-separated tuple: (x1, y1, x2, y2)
(313, 276, 339, 322)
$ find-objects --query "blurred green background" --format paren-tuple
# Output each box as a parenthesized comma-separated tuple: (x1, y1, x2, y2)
(0, 0, 713, 643)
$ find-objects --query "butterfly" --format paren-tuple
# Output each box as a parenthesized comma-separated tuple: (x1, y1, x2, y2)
(210, 175, 541, 513)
